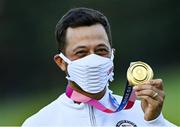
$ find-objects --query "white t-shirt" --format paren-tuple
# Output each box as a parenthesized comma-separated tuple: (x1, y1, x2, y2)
(22, 89, 176, 127)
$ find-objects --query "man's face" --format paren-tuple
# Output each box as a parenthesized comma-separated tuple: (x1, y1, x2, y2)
(65, 23, 111, 60)
(54, 23, 112, 71)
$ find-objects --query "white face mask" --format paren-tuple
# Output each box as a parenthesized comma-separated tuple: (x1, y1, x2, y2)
(59, 50, 114, 93)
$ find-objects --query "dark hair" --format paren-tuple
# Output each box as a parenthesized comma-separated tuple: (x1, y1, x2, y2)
(55, 7, 112, 53)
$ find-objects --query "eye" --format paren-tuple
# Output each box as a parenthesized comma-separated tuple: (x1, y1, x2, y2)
(75, 50, 88, 58)
(95, 48, 109, 56)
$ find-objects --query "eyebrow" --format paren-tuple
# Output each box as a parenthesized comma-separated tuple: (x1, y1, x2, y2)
(96, 44, 109, 49)
(73, 45, 87, 52)
(72, 43, 110, 52)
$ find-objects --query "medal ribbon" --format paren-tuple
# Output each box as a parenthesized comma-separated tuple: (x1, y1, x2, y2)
(66, 81, 136, 113)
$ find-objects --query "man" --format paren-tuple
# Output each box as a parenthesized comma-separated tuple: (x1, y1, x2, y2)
(22, 7, 176, 127)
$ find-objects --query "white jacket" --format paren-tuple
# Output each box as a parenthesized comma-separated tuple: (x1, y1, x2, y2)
(22, 89, 176, 127)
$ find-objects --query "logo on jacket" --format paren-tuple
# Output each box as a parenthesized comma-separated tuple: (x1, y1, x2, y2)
(116, 120, 137, 127)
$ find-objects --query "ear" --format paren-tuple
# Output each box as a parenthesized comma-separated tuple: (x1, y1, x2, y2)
(54, 54, 67, 71)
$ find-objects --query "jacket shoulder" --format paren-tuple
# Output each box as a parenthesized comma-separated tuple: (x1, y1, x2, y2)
(22, 94, 65, 127)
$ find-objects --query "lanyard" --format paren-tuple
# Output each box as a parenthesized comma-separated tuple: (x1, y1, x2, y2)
(66, 81, 136, 113)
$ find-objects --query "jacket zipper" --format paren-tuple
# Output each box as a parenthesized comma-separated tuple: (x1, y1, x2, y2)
(88, 105, 96, 127)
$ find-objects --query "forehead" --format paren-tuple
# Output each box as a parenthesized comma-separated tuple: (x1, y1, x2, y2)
(65, 24, 110, 52)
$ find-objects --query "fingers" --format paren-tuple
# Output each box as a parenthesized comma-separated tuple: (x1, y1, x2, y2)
(134, 89, 164, 102)
(138, 95, 158, 106)
(133, 79, 165, 121)
(133, 84, 164, 98)
(133, 79, 165, 104)
(145, 79, 164, 90)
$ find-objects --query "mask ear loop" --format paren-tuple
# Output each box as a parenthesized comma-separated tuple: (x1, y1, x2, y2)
(59, 53, 72, 80)
(110, 49, 114, 60)
(59, 53, 71, 64)
(109, 49, 115, 82)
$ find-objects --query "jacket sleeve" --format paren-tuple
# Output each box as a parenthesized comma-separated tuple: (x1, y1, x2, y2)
(144, 113, 177, 127)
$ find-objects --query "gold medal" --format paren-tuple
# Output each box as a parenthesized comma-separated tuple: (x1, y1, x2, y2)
(127, 61, 154, 86)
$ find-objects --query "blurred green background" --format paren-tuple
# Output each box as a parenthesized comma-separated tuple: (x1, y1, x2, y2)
(0, 0, 180, 126)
